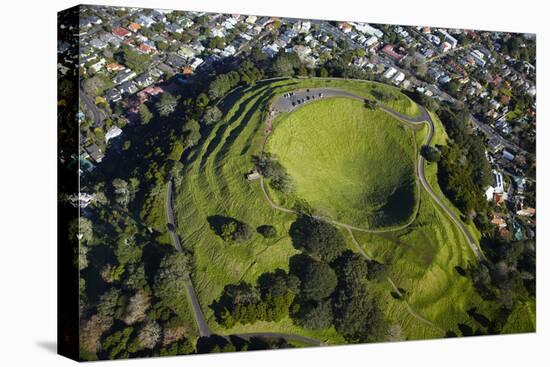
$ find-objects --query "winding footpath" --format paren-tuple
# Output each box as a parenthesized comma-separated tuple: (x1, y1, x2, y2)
(265, 87, 483, 260)
(259, 87, 485, 333)
(165, 180, 323, 346)
(163, 85, 482, 346)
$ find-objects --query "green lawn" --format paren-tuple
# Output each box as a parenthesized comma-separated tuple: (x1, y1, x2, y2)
(266, 97, 417, 229)
(167, 77, 524, 345)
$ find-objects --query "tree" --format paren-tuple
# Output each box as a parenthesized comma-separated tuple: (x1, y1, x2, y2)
(139, 104, 153, 124)
(123, 290, 151, 325)
(155, 92, 178, 117)
(273, 53, 298, 77)
(97, 288, 122, 318)
(295, 300, 333, 330)
(221, 221, 238, 242)
(257, 225, 277, 238)
(332, 250, 369, 285)
(219, 219, 251, 243)
(299, 259, 338, 301)
(154, 252, 192, 310)
(101, 327, 134, 359)
(333, 282, 385, 343)
(257, 269, 300, 298)
(195, 93, 210, 109)
(112, 178, 130, 207)
(118, 45, 150, 73)
(203, 106, 222, 125)
(420, 145, 441, 162)
(289, 216, 345, 262)
(184, 119, 201, 147)
(207, 36, 226, 49)
(115, 235, 142, 266)
(138, 320, 161, 349)
(364, 98, 379, 110)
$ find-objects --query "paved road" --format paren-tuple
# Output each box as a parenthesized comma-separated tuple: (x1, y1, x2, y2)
(165, 180, 322, 345)
(165, 180, 212, 337)
(266, 87, 483, 260)
(79, 83, 105, 127)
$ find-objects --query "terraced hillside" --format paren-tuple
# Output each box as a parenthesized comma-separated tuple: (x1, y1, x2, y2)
(170, 77, 491, 343)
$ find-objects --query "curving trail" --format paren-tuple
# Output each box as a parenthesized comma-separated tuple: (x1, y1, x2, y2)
(165, 180, 323, 345)
(263, 87, 483, 259)
(164, 83, 482, 347)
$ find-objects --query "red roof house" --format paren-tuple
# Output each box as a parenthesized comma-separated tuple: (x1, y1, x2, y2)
(112, 27, 131, 38)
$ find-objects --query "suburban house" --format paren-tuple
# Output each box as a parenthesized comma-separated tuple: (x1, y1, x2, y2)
(106, 63, 125, 72)
(105, 126, 123, 143)
(112, 26, 131, 38)
(119, 80, 138, 95)
(84, 144, 104, 163)
(128, 22, 142, 32)
(105, 89, 122, 103)
(113, 69, 137, 85)
(135, 72, 154, 88)
(137, 15, 156, 28)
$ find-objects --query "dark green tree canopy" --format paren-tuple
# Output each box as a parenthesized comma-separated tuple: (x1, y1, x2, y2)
(299, 258, 338, 301)
(289, 216, 345, 262)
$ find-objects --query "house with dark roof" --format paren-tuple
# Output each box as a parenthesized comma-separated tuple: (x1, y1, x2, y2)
(84, 144, 103, 163)
(135, 72, 154, 88)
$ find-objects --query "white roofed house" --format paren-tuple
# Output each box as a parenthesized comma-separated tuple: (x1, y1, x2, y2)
(262, 43, 280, 58)
(392, 71, 405, 85)
(383, 67, 397, 79)
(89, 58, 106, 72)
(245, 15, 257, 24)
(137, 15, 156, 28)
(89, 38, 108, 50)
(105, 126, 123, 143)
(365, 36, 378, 48)
(189, 57, 204, 70)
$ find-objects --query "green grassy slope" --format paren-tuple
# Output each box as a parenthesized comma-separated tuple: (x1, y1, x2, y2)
(168, 77, 517, 344)
(266, 97, 417, 229)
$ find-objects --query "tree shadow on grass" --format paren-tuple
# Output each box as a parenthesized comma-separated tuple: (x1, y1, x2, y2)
(467, 307, 490, 328)
(207, 215, 236, 237)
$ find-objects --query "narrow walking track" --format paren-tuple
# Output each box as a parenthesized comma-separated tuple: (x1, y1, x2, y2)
(346, 227, 444, 333)
(257, 86, 486, 335)
(264, 87, 483, 260)
(163, 83, 481, 346)
(165, 180, 323, 345)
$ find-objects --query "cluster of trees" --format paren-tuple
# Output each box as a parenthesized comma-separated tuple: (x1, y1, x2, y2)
(212, 270, 299, 327)
(288, 217, 386, 342)
(436, 107, 491, 219)
(471, 238, 535, 306)
(208, 215, 252, 243)
(115, 45, 151, 74)
(195, 334, 295, 354)
(253, 154, 294, 193)
(78, 171, 199, 359)
(208, 60, 264, 100)
(467, 237, 535, 334)
(211, 216, 386, 343)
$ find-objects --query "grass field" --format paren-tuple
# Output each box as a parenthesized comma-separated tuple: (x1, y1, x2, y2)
(266, 97, 417, 229)
(167, 77, 521, 344)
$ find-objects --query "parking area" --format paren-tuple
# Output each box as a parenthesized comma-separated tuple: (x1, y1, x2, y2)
(272, 87, 364, 113)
